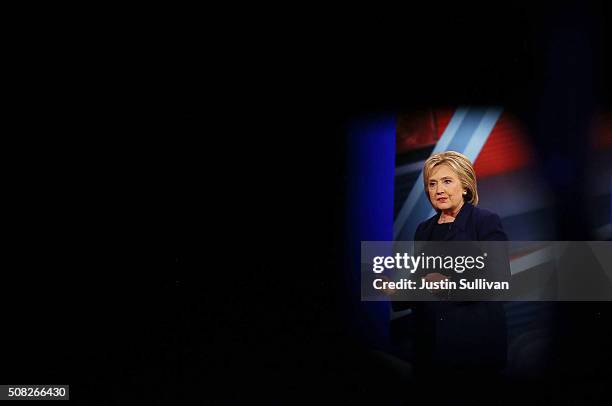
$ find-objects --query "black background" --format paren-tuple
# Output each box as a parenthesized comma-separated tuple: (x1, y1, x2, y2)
(6, 3, 612, 404)
(171, 3, 612, 404)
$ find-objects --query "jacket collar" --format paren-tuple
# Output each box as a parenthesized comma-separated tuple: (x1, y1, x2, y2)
(421, 201, 474, 241)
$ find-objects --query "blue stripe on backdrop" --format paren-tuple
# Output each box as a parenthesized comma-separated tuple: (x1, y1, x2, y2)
(345, 114, 396, 350)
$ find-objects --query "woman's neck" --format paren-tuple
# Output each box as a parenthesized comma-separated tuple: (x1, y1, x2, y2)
(439, 200, 465, 223)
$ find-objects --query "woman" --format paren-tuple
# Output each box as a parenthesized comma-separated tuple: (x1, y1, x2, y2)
(394, 151, 509, 385)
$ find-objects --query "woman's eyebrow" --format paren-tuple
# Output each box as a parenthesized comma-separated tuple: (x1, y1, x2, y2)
(429, 176, 453, 182)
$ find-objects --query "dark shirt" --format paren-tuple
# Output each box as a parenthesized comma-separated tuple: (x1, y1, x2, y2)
(430, 221, 452, 241)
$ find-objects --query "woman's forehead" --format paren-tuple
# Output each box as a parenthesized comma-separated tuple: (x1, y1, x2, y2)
(429, 164, 457, 179)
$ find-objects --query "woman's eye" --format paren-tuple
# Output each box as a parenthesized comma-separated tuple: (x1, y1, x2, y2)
(444, 180, 451, 184)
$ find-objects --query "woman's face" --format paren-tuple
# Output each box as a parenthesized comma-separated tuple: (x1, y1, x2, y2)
(427, 164, 466, 213)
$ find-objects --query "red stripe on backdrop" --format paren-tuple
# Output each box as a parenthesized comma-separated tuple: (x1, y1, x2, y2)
(435, 109, 454, 138)
(396, 108, 455, 154)
(473, 112, 535, 178)
(395, 108, 537, 176)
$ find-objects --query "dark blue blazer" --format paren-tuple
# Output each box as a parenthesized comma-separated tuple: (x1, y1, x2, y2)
(415, 202, 508, 242)
(395, 202, 509, 373)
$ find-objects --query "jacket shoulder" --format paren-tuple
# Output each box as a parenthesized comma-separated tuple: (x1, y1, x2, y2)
(471, 205, 500, 221)
(471, 205, 507, 241)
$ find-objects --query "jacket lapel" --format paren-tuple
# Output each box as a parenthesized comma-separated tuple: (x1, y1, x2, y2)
(442, 202, 473, 241)
(418, 213, 438, 241)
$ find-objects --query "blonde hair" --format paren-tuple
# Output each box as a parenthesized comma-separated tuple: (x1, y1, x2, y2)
(422, 151, 479, 206)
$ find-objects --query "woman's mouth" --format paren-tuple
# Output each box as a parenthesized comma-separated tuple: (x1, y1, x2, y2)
(437, 197, 448, 202)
